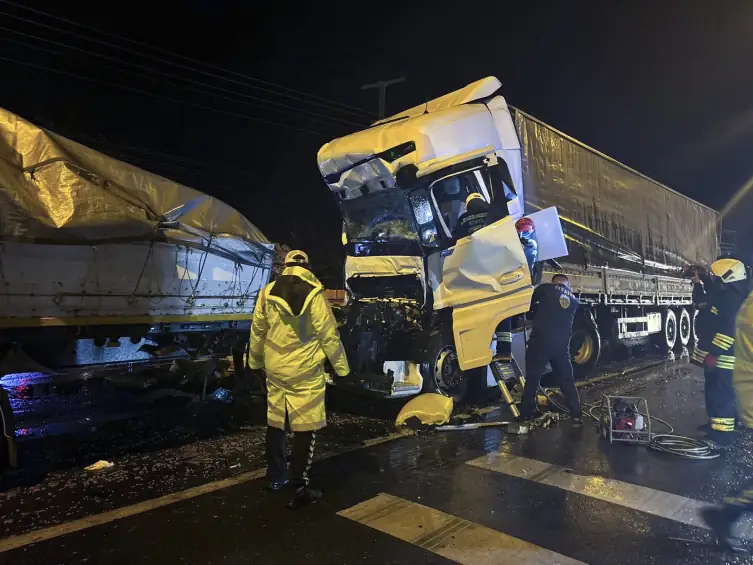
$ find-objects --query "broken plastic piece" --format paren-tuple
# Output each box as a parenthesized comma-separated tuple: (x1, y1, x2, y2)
(85, 460, 115, 471)
(506, 422, 529, 435)
(395, 393, 453, 428)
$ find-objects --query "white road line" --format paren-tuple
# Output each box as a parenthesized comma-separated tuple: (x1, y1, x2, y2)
(339, 493, 588, 565)
(0, 429, 413, 554)
(466, 452, 748, 535)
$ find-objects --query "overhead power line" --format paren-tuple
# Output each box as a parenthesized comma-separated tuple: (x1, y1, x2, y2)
(0, 29, 365, 129)
(0, 0, 375, 118)
(116, 155, 257, 182)
(71, 136, 262, 175)
(0, 54, 327, 136)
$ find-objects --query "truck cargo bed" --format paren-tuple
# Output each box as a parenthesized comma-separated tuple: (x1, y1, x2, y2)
(542, 264, 692, 306)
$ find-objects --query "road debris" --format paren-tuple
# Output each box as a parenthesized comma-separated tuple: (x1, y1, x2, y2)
(84, 460, 115, 471)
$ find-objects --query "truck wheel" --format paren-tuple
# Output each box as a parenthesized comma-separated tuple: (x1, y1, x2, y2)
(674, 307, 691, 351)
(651, 308, 677, 352)
(421, 333, 468, 401)
(690, 309, 700, 348)
(569, 315, 601, 378)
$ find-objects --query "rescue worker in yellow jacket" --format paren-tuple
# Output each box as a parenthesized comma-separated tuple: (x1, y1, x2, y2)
(702, 284, 753, 551)
(249, 250, 350, 508)
(702, 258, 748, 447)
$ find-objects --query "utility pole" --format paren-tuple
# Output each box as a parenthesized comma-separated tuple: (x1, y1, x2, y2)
(361, 77, 405, 119)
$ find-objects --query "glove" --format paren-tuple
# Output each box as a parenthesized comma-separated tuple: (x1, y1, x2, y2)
(704, 355, 718, 369)
(338, 373, 358, 387)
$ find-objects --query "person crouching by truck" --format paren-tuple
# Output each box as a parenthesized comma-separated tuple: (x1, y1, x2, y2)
(248, 250, 350, 509)
(519, 274, 583, 426)
(701, 284, 753, 552)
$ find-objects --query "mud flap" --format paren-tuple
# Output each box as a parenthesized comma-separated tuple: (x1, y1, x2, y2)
(395, 393, 453, 429)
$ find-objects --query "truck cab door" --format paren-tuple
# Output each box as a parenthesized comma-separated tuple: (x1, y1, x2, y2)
(427, 215, 533, 371)
(421, 159, 536, 371)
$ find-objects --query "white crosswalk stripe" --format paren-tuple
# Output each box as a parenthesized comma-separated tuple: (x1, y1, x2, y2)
(466, 451, 752, 537)
(339, 493, 589, 565)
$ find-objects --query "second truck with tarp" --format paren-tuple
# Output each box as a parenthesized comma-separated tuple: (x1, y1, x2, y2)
(316, 77, 719, 400)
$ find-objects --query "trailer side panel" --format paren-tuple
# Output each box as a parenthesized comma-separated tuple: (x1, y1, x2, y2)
(514, 110, 719, 273)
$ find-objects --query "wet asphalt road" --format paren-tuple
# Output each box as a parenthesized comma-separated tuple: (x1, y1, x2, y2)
(3, 358, 753, 564)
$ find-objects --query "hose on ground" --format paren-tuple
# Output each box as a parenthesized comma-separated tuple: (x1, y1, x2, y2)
(540, 387, 720, 460)
(648, 434, 720, 460)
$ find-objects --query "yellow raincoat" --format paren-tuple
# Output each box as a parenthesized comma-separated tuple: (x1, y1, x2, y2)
(734, 290, 753, 427)
(249, 266, 350, 432)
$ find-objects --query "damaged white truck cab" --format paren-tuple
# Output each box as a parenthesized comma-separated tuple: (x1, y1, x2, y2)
(317, 77, 551, 398)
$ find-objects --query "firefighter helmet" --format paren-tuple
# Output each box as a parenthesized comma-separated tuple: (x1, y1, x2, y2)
(515, 216, 536, 237)
(711, 258, 747, 283)
(465, 192, 485, 206)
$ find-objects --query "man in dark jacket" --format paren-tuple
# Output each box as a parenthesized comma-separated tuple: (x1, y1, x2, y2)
(702, 258, 749, 447)
(519, 274, 582, 424)
(453, 192, 489, 240)
(701, 285, 753, 551)
(686, 265, 712, 366)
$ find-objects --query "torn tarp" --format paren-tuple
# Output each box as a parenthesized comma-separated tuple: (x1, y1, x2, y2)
(514, 110, 719, 273)
(0, 107, 271, 266)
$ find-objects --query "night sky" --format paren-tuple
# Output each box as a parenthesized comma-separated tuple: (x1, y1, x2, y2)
(2, 1, 753, 283)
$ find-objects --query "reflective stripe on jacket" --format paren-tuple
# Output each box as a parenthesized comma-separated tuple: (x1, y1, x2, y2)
(707, 283, 748, 365)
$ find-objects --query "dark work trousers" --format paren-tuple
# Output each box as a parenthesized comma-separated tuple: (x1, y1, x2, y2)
(521, 335, 581, 418)
(705, 366, 737, 445)
(495, 318, 513, 358)
(265, 425, 317, 487)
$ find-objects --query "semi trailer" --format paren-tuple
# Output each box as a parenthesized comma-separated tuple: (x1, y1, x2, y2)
(317, 77, 719, 399)
(0, 108, 273, 465)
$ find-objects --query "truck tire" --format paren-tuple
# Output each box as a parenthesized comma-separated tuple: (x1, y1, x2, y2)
(569, 314, 601, 378)
(651, 308, 677, 352)
(674, 307, 691, 351)
(690, 309, 700, 348)
(421, 332, 469, 401)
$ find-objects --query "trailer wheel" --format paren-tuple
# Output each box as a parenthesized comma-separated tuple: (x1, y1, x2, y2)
(651, 308, 678, 352)
(569, 315, 601, 378)
(421, 333, 468, 401)
(690, 309, 700, 348)
(675, 307, 691, 351)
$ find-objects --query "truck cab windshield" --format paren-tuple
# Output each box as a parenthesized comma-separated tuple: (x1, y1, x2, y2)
(341, 191, 422, 256)
(341, 191, 419, 241)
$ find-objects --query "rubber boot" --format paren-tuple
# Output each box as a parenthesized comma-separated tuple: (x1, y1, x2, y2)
(287, 486, 323, 509)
